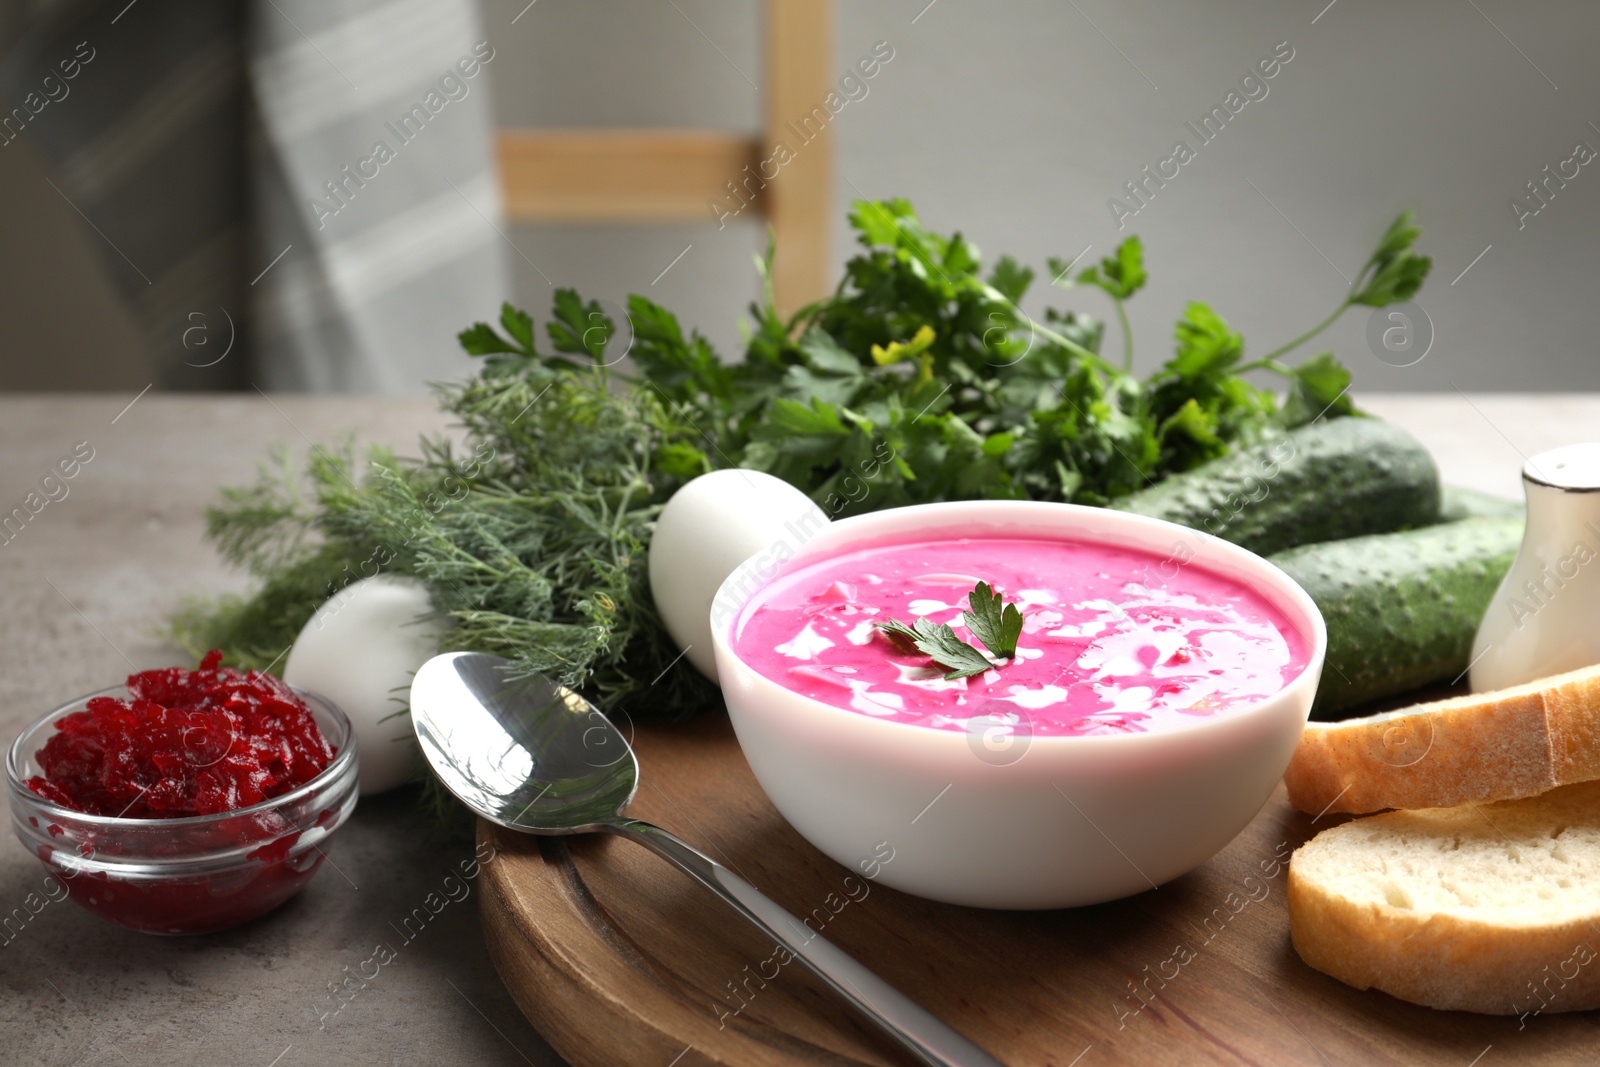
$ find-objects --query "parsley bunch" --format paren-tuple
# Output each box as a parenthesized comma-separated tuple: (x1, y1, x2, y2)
(176, 197, 1430, 709)
(632, 199, 1429, 513)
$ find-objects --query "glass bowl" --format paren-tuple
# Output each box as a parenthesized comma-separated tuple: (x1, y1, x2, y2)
(6, 684, 360, 935)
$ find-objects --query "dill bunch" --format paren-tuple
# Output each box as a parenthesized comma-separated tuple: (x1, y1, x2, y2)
(170, 302, 721, 733)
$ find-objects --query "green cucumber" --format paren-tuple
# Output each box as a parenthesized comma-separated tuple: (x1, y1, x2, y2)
(1270, 516, 1523, 717)
(1439, 484, 1523, 522)
(1112, 418, 1440, 556)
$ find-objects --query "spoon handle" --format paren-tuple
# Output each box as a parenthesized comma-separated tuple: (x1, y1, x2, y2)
(606, 818, 1005, 1067)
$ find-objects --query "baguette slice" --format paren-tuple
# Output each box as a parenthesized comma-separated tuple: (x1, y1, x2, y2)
(1284, 662, 1600, 816)
(1289, 779, 1600, 1014)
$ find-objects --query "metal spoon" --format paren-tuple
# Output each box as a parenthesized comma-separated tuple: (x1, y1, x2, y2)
(410, 651, 1003, 1067)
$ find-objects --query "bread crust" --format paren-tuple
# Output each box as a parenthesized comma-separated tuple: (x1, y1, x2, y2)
(1284, 663, 1600, 816)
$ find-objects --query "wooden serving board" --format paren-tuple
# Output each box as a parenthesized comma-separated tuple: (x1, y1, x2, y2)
(478, 713, 1599, 1066)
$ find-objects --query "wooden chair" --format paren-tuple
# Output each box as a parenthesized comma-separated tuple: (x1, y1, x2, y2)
(496, 0, 833, 320)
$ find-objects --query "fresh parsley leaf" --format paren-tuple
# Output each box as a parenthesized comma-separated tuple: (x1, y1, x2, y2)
(1351, 211, 1431, 307)
(875, 617, 994, 680)
(849, 197, 915, 248)
(962, 581, 1023, 659)
(546, 288, 613, 362)
(500, 303, 536, 353)
(798, 328, 864, 376)
(1073, 236, 1148, 300)
(626, 293, 732, 404)
(766, 396, 853, 436)
(1157, 397, 1224, 452)
(459, 302, 538, 358)
(989, 255, 1034, 303)
(653, 441, 712, 479)
(875, 617, 922, 653)
(1170, 302, 1243, 378)
(1282, 351, 1356, 427)
(877, 580, 1023, 679)
(457, 322, 521, 357)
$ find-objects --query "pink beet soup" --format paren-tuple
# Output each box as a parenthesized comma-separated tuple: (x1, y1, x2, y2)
(730, 535, 1310, 736)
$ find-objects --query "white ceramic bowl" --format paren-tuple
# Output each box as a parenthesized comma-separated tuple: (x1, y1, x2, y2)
(710, 500, 1326, 910)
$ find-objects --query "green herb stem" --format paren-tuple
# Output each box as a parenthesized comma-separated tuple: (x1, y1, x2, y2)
(1114, 297, 1134, 372)
(1244, 300, 1351, 369)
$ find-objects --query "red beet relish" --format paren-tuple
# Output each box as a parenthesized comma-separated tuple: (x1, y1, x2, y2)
(26, 650, 335, 818)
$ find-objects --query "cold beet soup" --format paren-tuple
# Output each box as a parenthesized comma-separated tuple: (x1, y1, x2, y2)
(731, 536, 1310, 736)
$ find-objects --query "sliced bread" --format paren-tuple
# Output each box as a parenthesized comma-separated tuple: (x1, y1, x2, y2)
(1289, 779, 1600, 1014)
(1283, 662, 1600, 816)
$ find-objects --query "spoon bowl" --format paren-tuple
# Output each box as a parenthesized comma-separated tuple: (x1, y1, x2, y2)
(411, 653, 637, 834)
(410, 651, 1002, 1067)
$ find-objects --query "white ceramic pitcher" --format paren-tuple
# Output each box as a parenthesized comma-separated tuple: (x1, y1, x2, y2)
(1470, 443, 1600, 692)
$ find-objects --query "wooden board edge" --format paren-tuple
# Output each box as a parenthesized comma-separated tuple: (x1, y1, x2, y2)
(476, 821, 874, 1067)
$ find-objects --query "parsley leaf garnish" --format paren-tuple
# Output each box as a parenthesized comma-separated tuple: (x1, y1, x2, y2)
(876, 617, 994, 680)
(877, 582, 1024, 680)
(962, 581, 1024, 659)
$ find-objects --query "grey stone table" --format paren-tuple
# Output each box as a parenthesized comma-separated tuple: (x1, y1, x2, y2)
(0, 392, 1589, 1066)
(0, 395, 563, 1067)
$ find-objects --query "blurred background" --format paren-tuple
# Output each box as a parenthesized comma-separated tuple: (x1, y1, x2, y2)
(0, 0, 1593, 394)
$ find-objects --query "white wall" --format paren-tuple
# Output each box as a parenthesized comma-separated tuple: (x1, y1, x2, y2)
(489, 0, 1600, 392)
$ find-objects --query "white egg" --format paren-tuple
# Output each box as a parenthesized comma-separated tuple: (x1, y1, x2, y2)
(649, 469, 829, 682)
(283, 574, 452, 795)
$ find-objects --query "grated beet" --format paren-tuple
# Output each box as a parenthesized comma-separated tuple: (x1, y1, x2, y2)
(27, 650, 335, 818)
